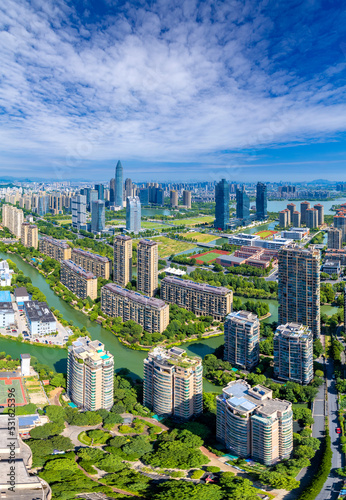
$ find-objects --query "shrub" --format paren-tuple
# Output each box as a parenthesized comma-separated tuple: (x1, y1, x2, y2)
(205, 466, 221, 473)
(118, 425, 134, 434)
(190, 469, 205, 480)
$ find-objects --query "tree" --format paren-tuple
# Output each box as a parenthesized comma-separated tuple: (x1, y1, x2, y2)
(259, 471, 299, 490)
(30, 421, 65, 439)
(122, 435, 153, 458)
(49, 435, 73, 451)
(152, 481, 222, 500)
(294, 445, 316, 460)
(219, 474, 259, 499)
(45, 405, 66, 423)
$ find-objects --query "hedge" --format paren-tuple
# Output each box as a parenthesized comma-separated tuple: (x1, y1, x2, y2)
(297, 429, 332, 500)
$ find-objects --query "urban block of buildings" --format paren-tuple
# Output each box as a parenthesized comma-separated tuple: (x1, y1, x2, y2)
(39, 236, 72, 261)
(143, 347, 203, 420)
(71, 247, 111, 279)
(113, 234, 133, 287)
(273, 323, 313, 385)
(224, 310, 260, 370)
(160, 276, 233, 320)
(67, 337, 114, 411)
(216, 380, 293, 465)
(2, 204, 24, 237)
(21, 222, 38, 249)
(24, 301, 57, 336)
(137, 239, 158, 297)
(60, 259, 98, 300)
(216, 246, 278, 269)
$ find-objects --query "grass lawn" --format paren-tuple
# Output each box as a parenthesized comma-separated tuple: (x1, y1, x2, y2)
(141, 221, 166, 229)
(254, 229, 278, 239)
(78, 431, 92, 445)
(182, 232, 218, 243)
(55, 218, 72, 225)
(106, 219, 126, 225)
(154, 236, 196, 257)
(190, 249, 230, 264)
(171, 216, 215, 226)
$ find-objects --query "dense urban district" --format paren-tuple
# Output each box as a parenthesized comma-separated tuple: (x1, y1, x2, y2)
(1, 171, 346, 500)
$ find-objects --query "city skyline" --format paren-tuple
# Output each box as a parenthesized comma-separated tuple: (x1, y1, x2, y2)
(1, 0, 346, 181)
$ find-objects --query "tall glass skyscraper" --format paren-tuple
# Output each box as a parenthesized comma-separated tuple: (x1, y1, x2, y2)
(126, 196, 141, 233)
(214, 179, 230, 230)
(95, 184, 105, 201)
(115, 160, 123, 207)
(236, 186, 250, 219)
(91, 200, 105, 233)
(256, 182, 267, 220)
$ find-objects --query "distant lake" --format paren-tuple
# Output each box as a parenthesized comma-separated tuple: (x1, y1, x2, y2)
(267, 198, 346, 214)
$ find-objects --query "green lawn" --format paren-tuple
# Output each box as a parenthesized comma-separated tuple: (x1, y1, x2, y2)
(141, 221, 166, 229)
(182, 232, 218, 243)
(171, 216, 215, 226)
(133, 236, 196, 257)
(193, 251, 225, 263)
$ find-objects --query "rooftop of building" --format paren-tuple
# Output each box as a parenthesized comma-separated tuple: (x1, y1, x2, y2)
(229, 233, 260, 240)
(70, 336, 113, 364)
(62, 259, 97, 279)
(225, 310, 259, 325)
(0, 290, 12, 302)
(138, 239, 158, 246)
(275, 322, 312, 339)
(24, 301, 56, 323)
(278, 244, 320, 257)
(115, 234, 132, 241)
(14, 286, 29, 298)
(72, 247, 111, 263)
(103, 283, 168, 309)
(40, 236, 70, 249)
(0, 301, 14, 311)
(20, 353, 31, 359)
(147, 346, 201, 368)
(161, 276, 231, 296)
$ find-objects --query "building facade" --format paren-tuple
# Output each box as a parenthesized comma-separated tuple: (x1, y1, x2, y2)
(115, 160, 123, 207)
(170, 190, 178, 207)
(71, 194, 87, 229)
(71, 247, 111, 279)
(216, 380, 293, 465)
(2, 204, 24, 237)
(278, 245, 320, 337)
(328, 228, 342, 249)
(160, 276, 233, 320)
(39, 236, 71, 261)
(224, 310, 260, 370)
(143, 347, 203, 420)
(334, 214, 346, 241)
(300, 201, 311, 225)
(256, 182, 267, 220)
(292, 211, 301, 227)
(67, 337, 114, 411)
(24, 301, 57, 336)
(137, 239, 158, 297)
(101, 283, 169, 333)
(314, 204, 324, 226)
(236, 186, 250, 220)
(183, 190, 192, 208)
(306, 208, 318, 229)
(21, 223, 38, 249)
(60, 260, 98, 300)
(126, 196, 141, 233)
(274, 323, 313, 385)
(113, 234, 132, 287)
(214, 179, 230, 230)
(91, 200, 105, 233)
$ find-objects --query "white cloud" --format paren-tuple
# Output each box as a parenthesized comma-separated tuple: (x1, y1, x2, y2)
(0, 0, 345, 177)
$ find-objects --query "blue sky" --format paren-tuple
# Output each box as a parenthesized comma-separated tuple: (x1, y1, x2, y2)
(1, 0, 346, 182)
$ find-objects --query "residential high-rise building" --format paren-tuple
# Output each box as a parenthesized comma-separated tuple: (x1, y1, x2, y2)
(143, 347, 203, 420)
(71, 248, 111, 279)
(160, 276, 233, 320)
(224, 310, 260, 370)
(292, 211, 301, 227)
(183, 190, 192, 209)
(49, 193, 63, 215)
(278, 245, 320, 337)
(334, 214, 346, 241)
(286, 203, 296, 219)
(236, 186, 250, 220)
(95, 184, 105, 201)
(113, 235, 132, 286)
(2, 204, 24, 237)
(110, 178, 116, 205)
(101, 284, 169, 333)
(126, 196, 141, 233)
(39, 236, 71, 261)
(125, 178, 133, 198)
(279, 210, 289, 228)
(71, 194, 87, 229)
(21, 223, 38, 249)
(137, 239, 158, 297)
(214, 179, 230, 230)
(328, 227, 342, 249)
(314, 204, 324, 226)
(170, 190, 178, 207)
(216, 380, 293, 465)
(306, 208, 318, 229)
(256, 182, 267, 220)
(91, 200, 105, 233)
(300, 201, 311, 224)
(60, 260, 98, 300)
(273, 323, 313, 385)
(115, 160, 123, 207)
(139, 188, 149, 205)
(67, 337, 114, 411)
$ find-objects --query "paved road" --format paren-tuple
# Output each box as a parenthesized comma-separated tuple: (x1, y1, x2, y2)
(61, 423, 102, 447)
(316, 358, 344, 500)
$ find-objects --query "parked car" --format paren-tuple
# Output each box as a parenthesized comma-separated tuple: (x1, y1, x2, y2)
(336, 428, 341, 434)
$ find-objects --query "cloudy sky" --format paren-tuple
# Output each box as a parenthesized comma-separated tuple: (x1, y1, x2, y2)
(1, 0, 346, 182)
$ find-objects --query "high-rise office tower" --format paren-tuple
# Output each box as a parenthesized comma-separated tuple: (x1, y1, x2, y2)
(286, 203, 296, 219)
(214, 179, 230, 230)
(183, 190, 192, 209)
(292, 211, 301, 227)
(67, 337, 114, 411)
(143, 347, 203, 420)
(274, 323, 313, 385)
(91, 200, 105, 233)
(224, 310, 260, 370)
(139, 188, 149, 205)
(95, 184, 105, 201)
(306, 208, 318, 229)
(328, 227, 342, 249)
(21, 223, 38, 249)
(113, 235, 133, 286)
(216, 380, 293, 465)
(125, 178, 133, 199)
(170, 190, 178, 207)
(115, 160, 123, 207)
(137, 239, 158, 297)
(236, 186, 250, 220)
(314, 204, 324, 226)
(278, 245, 320, 337)
(126, 196, 141, 234)
(110, 178, 115, 205)
(334, 214, 346, 241)
(71, 194, 87, 229)
(300, 201, 310, 224)
(256, 183, 267, 220)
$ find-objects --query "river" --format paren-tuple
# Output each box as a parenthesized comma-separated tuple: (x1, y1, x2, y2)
(0, 250, 223, 391)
